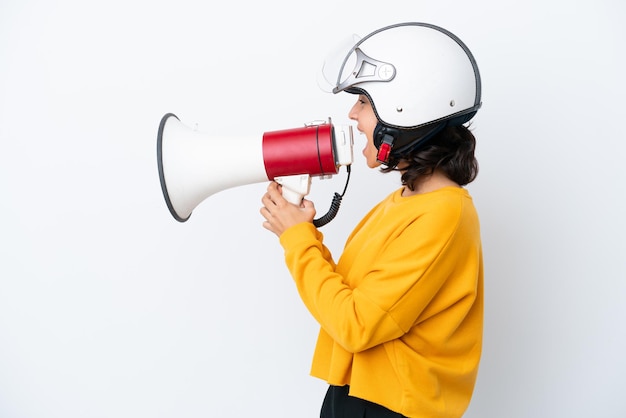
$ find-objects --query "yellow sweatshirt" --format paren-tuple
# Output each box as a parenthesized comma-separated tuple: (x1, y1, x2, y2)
(279, 186, 483, 418)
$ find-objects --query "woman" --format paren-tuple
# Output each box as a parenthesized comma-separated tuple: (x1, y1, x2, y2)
(260, 22, 483, 418)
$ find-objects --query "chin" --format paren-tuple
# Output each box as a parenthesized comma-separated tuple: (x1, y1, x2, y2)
(367, 160, 382, 169)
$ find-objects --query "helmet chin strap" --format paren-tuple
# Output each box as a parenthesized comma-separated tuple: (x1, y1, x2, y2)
(373, 121, 447, 165)
(376, 131, 395, 163)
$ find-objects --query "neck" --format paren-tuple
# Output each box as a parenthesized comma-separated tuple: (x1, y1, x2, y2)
(402, 170, 460, 197)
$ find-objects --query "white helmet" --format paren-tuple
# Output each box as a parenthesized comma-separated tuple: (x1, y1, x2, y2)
(320, 22, 482, 163)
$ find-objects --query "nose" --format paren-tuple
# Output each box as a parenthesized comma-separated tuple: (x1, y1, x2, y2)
(348, 102, 358, 121)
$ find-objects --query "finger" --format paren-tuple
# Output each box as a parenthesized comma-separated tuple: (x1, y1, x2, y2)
(260, 205, 274, 222)
(266, 182, 285, 204)
(262, 220, 276, 234)
(261, 192, 276, 208)
(266, 181, 280, 195)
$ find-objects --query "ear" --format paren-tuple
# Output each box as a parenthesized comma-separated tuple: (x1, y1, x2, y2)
(373, 123, 399, 149)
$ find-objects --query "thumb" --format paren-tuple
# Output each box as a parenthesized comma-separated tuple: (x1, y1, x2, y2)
(300, 199, 317, 219)
(301, 198, 315, 210)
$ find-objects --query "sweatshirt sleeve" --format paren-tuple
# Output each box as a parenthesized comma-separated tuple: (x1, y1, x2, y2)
(279, 199, 476, 354)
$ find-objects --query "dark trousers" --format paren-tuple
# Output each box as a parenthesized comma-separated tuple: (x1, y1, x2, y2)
(320, 385, 406, 418)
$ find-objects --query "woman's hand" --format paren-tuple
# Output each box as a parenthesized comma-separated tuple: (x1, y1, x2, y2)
(260, 181, 316, 236)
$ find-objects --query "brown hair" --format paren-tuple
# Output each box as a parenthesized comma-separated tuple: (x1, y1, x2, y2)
(381, 124, 479, 190)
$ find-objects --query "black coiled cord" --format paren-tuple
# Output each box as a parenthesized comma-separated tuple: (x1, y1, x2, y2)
(313, 165, 351, 228)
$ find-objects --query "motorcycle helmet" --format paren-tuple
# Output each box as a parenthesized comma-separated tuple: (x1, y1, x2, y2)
(320, 22, 482, 164)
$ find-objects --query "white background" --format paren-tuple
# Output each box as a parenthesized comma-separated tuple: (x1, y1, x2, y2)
(1, 0, 625, 417)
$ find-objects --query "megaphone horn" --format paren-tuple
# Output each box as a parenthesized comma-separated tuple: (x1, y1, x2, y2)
(157, 113, 353, 223)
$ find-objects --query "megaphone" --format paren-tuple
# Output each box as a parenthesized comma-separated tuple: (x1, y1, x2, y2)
(157, 113, 354, 224)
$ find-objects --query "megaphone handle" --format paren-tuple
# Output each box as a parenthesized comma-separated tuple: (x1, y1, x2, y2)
(274, 174, 312, 205)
